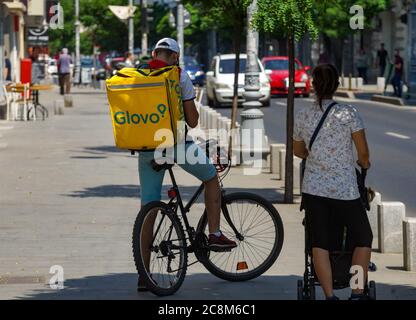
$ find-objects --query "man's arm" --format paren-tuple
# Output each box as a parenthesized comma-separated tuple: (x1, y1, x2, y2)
(183, 100, 199, 128)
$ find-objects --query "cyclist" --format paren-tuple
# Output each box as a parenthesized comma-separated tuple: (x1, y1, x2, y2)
(137, 38, 237, 290)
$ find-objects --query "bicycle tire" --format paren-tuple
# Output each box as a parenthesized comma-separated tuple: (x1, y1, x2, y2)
(132, 201, 188, 296)
(197, 192, 284, 282)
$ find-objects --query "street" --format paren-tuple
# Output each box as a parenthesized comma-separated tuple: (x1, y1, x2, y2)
(0, 87, 415, 300)
(211, 95, 416, 218)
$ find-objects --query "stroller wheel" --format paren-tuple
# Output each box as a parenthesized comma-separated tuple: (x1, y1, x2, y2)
(368, 281, 376, 300)
(297, 280, 304, 300)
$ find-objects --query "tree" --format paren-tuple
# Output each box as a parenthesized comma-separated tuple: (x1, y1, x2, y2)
(49, 0, 139, 56)
(251, 0, 318, 203)
(314, 0, 390, 73)
(187, 0, 250, 145)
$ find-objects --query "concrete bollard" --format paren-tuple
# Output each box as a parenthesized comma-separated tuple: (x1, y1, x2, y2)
(100, 80, 106, 91)
(377, 77, 385, 92)
(403, 218, 416, 272)
(356, 77, 364, 90)
(270, 144, 286, 176)
(207, 110, 216, 129)
(367, 192, 381, 250)
(378, 202, 406, 253)
(217, 116, 224, 131)
(64, 94, 73, 108)
(279, 148, 286, 181)
(199, 106, 208, 128)
(54, 100, 65, 115)
(210, 112, 219, 130)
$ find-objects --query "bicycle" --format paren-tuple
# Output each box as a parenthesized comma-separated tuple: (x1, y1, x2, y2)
(132, 141, 284, 296)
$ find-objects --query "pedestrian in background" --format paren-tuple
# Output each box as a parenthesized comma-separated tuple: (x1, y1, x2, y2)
(58, 48, 72, 95)
(391, 49, 404, 98)
(3, 50, 12, 82)
(124, 52, 134, 68)
(318, 50, 330, 65)
(293, 64, 373, 300)
(376, 43, 389, 77)
(356, 49, 369, 84)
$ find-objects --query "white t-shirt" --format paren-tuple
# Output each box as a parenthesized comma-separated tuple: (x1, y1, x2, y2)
(180, 69, 196, 101)
(293, 99, 365, 200)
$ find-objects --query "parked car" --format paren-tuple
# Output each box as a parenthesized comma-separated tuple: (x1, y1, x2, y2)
(184, 56, 205, 86)
(47, 59, 58, 76)
(81, 57, 106, 81)
(262, 56, 311, 97)
(206, 54, 271, 107)
(108, 57, 126, 77)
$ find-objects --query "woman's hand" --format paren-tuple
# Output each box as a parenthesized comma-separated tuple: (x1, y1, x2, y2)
(293, 140, 309, 159)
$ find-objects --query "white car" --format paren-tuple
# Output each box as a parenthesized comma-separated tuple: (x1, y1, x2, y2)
(47, 59, 58, 76)
(206, 54, 271, 107)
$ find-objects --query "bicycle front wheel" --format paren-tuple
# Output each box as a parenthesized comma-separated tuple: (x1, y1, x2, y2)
(197, 192, 284, 282)
(132, 201, 188, 296)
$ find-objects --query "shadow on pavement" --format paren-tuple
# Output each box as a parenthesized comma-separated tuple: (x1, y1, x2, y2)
(16, 273, 302, 300)
(64, 184, 283, 204)
(70, 156, 108, 160)
(15, 272, 416, 300)
(83, 146, 125, 154)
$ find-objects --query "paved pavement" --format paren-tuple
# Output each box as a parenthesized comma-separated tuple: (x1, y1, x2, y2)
(212, 95, 416, 218)
(0, 87, 415, 300)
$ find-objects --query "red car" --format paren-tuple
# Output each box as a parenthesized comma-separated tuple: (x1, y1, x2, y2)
(262, 56, 311, 97)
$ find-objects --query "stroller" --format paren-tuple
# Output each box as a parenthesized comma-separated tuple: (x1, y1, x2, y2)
(298, 168, 377, 300)
(297, 214, 377, 300)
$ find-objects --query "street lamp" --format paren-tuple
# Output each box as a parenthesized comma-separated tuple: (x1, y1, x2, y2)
(175, 0, 185, 68)
(74, 0, 81, 85)
(240, 0, 269, 164)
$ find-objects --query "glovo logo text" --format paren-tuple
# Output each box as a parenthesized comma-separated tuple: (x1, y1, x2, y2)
(114, 104, 168, 126)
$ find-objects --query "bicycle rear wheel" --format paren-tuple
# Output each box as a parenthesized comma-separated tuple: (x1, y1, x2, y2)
(132, 201, 188, 296)
(197, 192, 284, 282)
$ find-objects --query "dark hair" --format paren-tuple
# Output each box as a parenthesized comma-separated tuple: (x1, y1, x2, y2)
(312, 64, 339, 110)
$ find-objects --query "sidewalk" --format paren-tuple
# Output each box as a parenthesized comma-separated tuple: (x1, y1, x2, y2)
(337, 84, 416, 107)
(0, 87, 415, 300)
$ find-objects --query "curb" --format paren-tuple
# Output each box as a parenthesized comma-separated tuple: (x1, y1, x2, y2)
(371, 94, 405, 106)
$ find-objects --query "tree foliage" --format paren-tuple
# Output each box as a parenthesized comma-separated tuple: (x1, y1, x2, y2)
(314, 0, 390, 40)
(251, 0, 318, 40)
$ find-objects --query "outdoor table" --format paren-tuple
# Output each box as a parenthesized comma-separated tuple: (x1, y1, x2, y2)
(27, 84, 52, 121)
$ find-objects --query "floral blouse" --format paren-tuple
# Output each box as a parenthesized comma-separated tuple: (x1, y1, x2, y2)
(293, 99, 365, 200)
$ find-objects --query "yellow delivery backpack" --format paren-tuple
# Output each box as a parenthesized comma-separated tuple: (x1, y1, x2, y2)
(106, 65, 185, 151)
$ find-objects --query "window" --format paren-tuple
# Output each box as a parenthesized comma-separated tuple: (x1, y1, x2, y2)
(264, 59, 300, 71)
(219, 58, 262, 74)
(184, 56, 199, 68)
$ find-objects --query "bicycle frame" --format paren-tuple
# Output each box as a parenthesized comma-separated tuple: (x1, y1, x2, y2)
(163, 166, 243, 251)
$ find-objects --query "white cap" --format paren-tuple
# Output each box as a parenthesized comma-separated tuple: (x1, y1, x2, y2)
(154, 38, 180, 54)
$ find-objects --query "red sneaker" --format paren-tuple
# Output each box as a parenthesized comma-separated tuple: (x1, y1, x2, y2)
(208, 233, 237, 252)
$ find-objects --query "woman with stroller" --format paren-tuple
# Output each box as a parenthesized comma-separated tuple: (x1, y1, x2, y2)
(293, 64, 373, 300)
